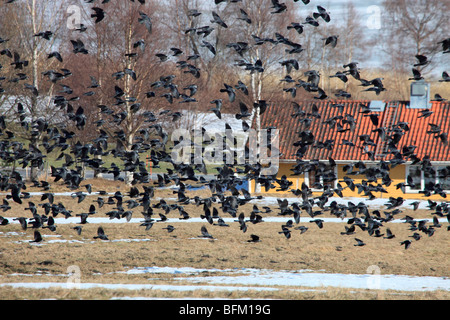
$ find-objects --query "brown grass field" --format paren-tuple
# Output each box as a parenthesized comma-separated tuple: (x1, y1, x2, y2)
(0, 178, 449, 300)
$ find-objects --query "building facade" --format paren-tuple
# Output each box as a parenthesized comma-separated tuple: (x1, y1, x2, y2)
(252, 100, 450, 200)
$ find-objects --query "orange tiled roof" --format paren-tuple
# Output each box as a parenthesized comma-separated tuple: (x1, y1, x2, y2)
(259, 100, 450, 162)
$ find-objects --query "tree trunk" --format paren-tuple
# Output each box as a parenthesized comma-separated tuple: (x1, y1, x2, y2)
(93, 31, 104, 179)
(29, 136, 39, 181)
(124, 19, 134, 186)
(29, 0, 39, 182)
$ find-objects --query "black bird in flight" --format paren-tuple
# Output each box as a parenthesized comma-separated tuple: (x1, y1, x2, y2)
(279, 226, 291, 239)
(13, 217, 27, 230)
(71, 39, 89, 54)
(11, 52, 29, 69)
(414, 54, 429, 67)
(354, 238, 366, 247)
(211, 11, 228, 28)
(313, 5, 331, 22)
(310, 219, 324, 229)
(163, 225, 175, 233)
(48, 51, 63, 63)
(34, 31, 53, 40)
(400, 240, 412, 250)
(93, 226, 109, 240)
(91, 7, 105, 23)
(323, 35, 338, 47)
(73, 226, 83, 235)
(270, 0, 287, 14)
(248, 234, 261, 243)
(30, 230, 43, 243)
(383, 228, 395, 239)
(200, 226, 214, 239)
(138, 11, 152, 34)
(438, 38, 450, 53)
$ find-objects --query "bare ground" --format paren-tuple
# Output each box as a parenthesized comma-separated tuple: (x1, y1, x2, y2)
(0, 178, 449, 299)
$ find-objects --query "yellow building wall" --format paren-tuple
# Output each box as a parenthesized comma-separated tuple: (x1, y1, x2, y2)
(254, 162, 448, 201)
(252, 162, 305, 194)
(335, 164, 406, 199)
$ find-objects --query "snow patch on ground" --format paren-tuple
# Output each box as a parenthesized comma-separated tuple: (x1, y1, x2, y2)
(2, 266, 449, 293)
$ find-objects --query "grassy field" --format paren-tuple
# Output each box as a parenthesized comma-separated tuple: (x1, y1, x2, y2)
(0, 178, 449, 300)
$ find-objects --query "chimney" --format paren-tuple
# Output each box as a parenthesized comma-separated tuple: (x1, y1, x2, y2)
(409, 80, 431, 109)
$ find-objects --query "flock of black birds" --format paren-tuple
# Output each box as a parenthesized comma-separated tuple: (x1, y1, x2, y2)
(0, 0, 449, 253)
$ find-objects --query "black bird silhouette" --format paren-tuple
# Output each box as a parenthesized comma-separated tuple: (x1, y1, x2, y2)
(0, 216, 9, 226)
(70, 39, 89, 54)
(439, 71, 450, 82)
(91, 7, 105, 23)
(211, 11, 228, 28)
(330, 71, 348, 83)
(414, 54, 429, 67)
(409, 68, 424, 81)
(48, 51, 63, 63)
(304, 15, 319, 27)
(431, 216, 442, 228)
(295, 225, 309, 234)
(313, 6, 330, 22)
(76, 213, 89, 224)
(214, 218, 229, 227)
(200, 226, 214, 239)
(43, 216, 56, 232)
(34, 30, 53, 40)
(71, 39, 89, 54)
(138, 11, 152, 34)
(220, 83, 236, 102)
(73, 226, 83, 235)
(93, 226, 109, 240)
(383, 228, 395, 239)
(323, 35, 338, 47)
(201, 40, 216, 55)
(400, 240, 412, 250)
(30, 230, 43, 243)
(438, 38, 450, 53)
(13, 217, 27, 230)
(310, 219, 324, 229)
(11, 52, 29, 69)
(340, 224, 355, 235)
(279, 226, 291, 239)
(354, 238, 366, 246)
(235, 102, 251, 119)
(140, 221, 154, 231)
(248, 234, 261, 243)
(270, 0, 287, 14)
(287, 22, 304, 34)
(163, 225, 175, 233)
(409, 232, 421, 241)
(418, 109, 433, 119)
(238, 8, 252, 24)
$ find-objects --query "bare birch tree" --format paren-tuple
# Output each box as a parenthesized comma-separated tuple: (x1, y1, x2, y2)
(0, 0, 66, 180)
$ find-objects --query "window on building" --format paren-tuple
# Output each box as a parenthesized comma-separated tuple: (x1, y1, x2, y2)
(407, 165, 450, 192)
(306, 166, 337, 190)
(408, 166, 422, 190)
(438, 166, 450, 190)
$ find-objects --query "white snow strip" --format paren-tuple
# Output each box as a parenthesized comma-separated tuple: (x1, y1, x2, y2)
(0, 282, 281, 293)
(178, 271, 450, 292)
(250, 196, 447, 210)
(123, 266, 450, 292)
(3, 266, 449, 292)
(0, 191, 446, 210)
